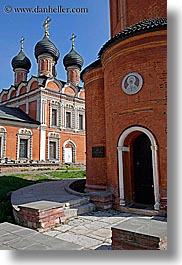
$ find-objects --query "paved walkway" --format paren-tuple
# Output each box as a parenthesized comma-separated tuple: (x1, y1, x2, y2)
(43, 210, 166, 250)
(0, 211, 166, 250)
(11, 179, 86, 208)
(0, 222, 82, 250)
(6, 178, 167, 250)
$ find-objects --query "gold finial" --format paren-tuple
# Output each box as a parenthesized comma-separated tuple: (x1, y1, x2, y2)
(43, 17, 51, 37)
(70, 33, 76, 49)
(20, 36, 24, 51)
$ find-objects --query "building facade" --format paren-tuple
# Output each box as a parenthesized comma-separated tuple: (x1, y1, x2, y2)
(0, 20, 86, 165)
(82, 0, 167, 213)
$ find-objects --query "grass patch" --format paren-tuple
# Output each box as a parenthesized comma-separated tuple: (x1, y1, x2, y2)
(55, 166, 80, 171)
(0, 170, 86, 223)
(49, 171, 86, 179)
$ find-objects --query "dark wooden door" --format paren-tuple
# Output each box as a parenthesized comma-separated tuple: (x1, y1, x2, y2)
(133, 134, 154, 204)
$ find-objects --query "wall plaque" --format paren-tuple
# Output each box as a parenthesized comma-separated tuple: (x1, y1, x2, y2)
(122, 72, 143, 95)
(92, 146, 105, 158)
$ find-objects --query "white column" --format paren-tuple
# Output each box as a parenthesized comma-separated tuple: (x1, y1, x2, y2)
(40, 127, 46, 161)
(151, 144, 160, 210)
(36, 99, 40, 121)
(74, 106, 78, 130)
(40, 100, 46, 125)
(117, 146, 126, 206)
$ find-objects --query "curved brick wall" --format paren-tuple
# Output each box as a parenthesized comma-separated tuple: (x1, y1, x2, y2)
(83, 29, 167, 211)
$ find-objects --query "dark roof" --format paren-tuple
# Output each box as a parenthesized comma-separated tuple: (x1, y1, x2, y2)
(81, 18, 167, 78)
(63, 47, 84, 70)
(0, 106, 40, 124)
(98, 17, 167, 58)
(34, 36, 60, 63)
(80, 59, 101, 80)
(11, 50, 31, 71)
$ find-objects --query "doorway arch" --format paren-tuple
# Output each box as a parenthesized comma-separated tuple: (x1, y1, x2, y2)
(63, 140, 76, 164)
(117, 126, 160, 210)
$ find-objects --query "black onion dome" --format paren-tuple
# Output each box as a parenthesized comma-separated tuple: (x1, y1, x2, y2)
(34, 36, 60, 62)
(11, 50, 31, 71)
(63, 48, 84, 70)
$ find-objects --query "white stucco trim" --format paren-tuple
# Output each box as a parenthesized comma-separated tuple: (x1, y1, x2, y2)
(117, 126, 160, 210)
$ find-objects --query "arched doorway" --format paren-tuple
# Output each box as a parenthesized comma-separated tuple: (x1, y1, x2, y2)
(133, 133, 155, 205)
(117, 126, 160, 210)
(63, 140, 76, 164)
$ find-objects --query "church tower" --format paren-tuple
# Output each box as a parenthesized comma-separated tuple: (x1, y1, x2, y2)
(11, 37, 31, 86)
(34, 17, 60, 77)
(63, 34, 84, 86)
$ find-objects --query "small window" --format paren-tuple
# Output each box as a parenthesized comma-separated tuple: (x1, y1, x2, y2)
(79, 114, 83, 130)
(51, 109, 57, 126)
(19, 139, 28, 158)
(49, 141, 56, 159)
(66, 112, 71, 128)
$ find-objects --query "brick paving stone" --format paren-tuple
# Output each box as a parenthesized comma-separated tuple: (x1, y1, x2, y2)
(54, 224, 72, 233)
(0, 229, 10, 236)
(98, 216, 128, 224)
(83, 220, 108, 230)
(0, 233, 22, 244)
(91, 228, 112, 239)
(56, 232, 103, 249)
(70, 225, 91, 235)
(7, 238, 36, 249)
(24, 243, 50, 250)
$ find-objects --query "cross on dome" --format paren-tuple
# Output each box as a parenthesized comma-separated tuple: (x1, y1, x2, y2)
(20, 36, 24, 51)
(70, 33, 77, 49)
(43, 17, 51, 37)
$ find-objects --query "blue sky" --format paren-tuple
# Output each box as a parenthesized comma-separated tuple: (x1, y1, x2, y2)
(0, 0, 110, 90)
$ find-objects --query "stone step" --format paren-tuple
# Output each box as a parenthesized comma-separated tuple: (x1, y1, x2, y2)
(68, 196, 90, 208)
(64, 208, 78, 220)
(77, 203, 96, 215)
(63, 203, 96, 222)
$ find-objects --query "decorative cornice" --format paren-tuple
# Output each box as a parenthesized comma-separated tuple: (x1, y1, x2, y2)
(81, 18, 167, 79)
(98, 18, 167, 58)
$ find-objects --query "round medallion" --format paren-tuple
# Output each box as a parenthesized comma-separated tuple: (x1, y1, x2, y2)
(122, 72, 143, 95)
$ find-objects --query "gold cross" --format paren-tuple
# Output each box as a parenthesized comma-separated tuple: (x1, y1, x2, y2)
(43, 17, 51, 37)
(20, 36, 24, 51)
(70, 33, 76, 49)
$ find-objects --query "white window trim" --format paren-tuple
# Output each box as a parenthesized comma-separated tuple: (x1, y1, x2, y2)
(78, 112, 85, 131)
(0, 126, 6, 159)
(48, 132, 60, 161)
(65, 111, 72, 129)
(17, 128, 32, 160)
(50, 107, 58, 127)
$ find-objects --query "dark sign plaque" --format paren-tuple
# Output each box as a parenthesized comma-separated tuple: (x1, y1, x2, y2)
(92, 146, 105, 158)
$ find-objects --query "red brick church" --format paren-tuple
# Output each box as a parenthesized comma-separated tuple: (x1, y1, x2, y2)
(0, 19, 86, 165)
(82, 0, 167, 214)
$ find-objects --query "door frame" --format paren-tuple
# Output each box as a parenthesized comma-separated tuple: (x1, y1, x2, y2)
(117, 126, 160, 210)
(63, 140, 76, 163)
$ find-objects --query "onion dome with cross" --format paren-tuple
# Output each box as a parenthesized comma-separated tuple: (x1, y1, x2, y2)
(63, 34, 84, 70)
(11, 37, 31, 71)
(34, 17, 60, 63)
